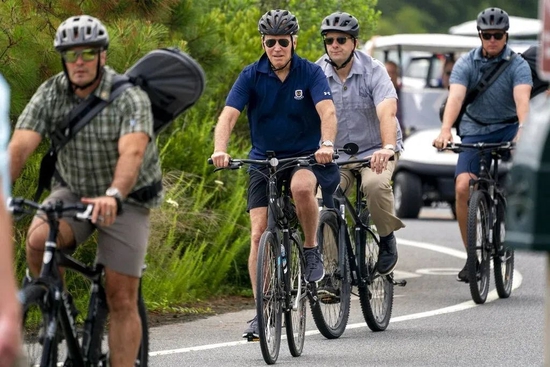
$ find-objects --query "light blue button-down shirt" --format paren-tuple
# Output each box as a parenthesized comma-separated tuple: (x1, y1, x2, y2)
(0, 74, 10, 199)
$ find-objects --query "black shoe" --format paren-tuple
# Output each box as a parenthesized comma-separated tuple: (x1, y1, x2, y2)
(456, 265, 469, 283)
(377, 234, 398, 275)
(317, 276, 340, 304)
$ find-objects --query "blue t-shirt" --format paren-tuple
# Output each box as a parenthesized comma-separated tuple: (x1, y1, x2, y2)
(450, 45, 532, 136)
(225, 53, 333, 159)
(0, 75, 10, 199)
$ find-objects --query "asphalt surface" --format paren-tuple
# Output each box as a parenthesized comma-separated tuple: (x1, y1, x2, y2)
(147, 207, 547, 366)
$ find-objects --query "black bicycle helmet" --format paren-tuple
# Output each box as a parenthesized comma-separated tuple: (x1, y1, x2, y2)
(476, 8, 510, 31)
(258, 9, 299, 36)
(54, 15, 109, 52)
(321, 12, 359, 38)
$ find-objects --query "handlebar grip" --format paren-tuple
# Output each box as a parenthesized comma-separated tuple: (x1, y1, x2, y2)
(207, 158, 213, 165)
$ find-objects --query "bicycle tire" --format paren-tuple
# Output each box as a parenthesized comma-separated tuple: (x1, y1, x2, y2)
(310, 209, 351, 339)
(88, 285, 149, 367)
(493, 193, 514, 298)
(467, 190, 491, 304)
(20, 284, 62, 367)
(285, 231, 307, 357)
(358, 226, 394, 331)
(256, 231, 282, 365)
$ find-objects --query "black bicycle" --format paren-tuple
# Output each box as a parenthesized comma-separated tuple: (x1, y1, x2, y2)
(444, 141, 515, 304)
(10, 197, 149, 367)
(311, 146, 406, 339)
(210, 151, 326, 364)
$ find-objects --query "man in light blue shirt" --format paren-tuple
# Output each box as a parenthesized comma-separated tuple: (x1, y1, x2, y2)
(433, 7, 532, 282)
(316, 12, 405, 275)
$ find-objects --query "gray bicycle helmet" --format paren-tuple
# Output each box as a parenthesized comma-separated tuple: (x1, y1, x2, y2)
(476, 8, 510, 31)
(258, 9, 299, 35)
(54, 15, 109, 52)
(321, 12, 359, 38)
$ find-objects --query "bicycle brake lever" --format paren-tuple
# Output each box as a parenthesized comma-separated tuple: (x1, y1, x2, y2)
(76, 204, 94, 221)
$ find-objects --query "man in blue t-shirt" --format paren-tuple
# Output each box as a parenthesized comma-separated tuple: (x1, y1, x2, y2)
(210, 9, 338, 340)
(433, 7, 532, 282)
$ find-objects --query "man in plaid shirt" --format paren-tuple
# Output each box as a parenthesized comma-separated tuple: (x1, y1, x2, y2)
(8, 15, 161, 366)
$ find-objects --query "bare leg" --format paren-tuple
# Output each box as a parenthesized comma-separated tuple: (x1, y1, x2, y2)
(455, 173, 473, 250)
(249, 207, 267, 300)
(291, 169, 318, 248)
(105, 269, 141, 367)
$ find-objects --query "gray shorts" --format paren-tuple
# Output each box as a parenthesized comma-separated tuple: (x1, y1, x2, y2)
(42, 186, 151, 277)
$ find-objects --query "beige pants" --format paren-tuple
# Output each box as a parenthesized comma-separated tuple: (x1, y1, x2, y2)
(335, 155, 405, 237)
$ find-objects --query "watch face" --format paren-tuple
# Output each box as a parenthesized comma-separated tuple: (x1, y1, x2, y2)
(106, 188, 120, 197)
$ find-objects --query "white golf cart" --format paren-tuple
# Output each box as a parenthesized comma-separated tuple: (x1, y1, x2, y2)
(363, 33, 532, 219)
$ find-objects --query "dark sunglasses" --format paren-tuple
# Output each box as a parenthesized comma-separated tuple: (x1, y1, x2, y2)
(264, 39, 290, 48)
(61, 48, 99, 63)
(481, 32, 505, 41)
(324, 36, 353, 46)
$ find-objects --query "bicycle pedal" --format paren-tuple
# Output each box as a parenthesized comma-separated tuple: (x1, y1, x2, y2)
(393, 279, 407, 287)
(246, 334, 259, 342)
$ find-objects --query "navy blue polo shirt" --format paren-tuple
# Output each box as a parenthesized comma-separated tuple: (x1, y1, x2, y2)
(226, 53, 333, 159)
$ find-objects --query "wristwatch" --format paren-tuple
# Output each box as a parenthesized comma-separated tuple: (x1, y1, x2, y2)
(383, 144, 395, 151)
(105, 187, 124, 215)
(321, 140, 334, 147)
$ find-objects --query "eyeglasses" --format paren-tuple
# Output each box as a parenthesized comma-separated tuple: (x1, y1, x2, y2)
(324, 36, 353, 46)
(61, 49, 99, 63)
(480, 32, 505, 41)
(264, 39, 291, 48)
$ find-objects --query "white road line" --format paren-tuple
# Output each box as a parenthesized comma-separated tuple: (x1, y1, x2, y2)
(149, 238, 522, 357)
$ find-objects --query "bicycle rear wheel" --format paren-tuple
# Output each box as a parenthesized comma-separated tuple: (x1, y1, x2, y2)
(88, 284, 149, 366)
(493, 194, 514, 298)
(285, 232, 307, 357)
(310, 209, 351, 339)
(467, 190, 491, 304)
(358, 226, 394, 331)
(256, 231, 282, 365)
(20, 284, 63, 367)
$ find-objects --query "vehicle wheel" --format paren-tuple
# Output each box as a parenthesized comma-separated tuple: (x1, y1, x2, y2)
(493, 194, 514, 298)
(310, 209, 351, 339)
(467, 191, 491, 304)
(20, 284, 63, 367)
(256, 231, 282, 364)
(285, 231, 307, 357)
(394, 172, 423, 219)
(358, 227, 394, 331)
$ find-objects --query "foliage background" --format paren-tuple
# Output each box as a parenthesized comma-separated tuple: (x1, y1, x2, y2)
(1, 0, 538, 312)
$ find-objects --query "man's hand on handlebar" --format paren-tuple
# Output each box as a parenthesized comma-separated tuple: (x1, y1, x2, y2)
(370, 148, 394, 174)
(210, 151, 231, 168)
(314, 146, 334, 164)
(81, 196, 118, 226)
(433, 129, 454, 150)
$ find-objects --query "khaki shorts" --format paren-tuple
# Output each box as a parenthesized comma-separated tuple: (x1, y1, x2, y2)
(42, 186, 151, 277)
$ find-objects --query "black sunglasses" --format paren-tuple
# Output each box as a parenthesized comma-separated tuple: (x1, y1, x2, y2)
(264, 38, 290, 48)
(324, 36, 353, 46)
(481, 32, 505, 41)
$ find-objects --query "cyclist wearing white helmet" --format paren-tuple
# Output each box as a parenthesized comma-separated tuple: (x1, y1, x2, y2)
(8, 15, 162, 366)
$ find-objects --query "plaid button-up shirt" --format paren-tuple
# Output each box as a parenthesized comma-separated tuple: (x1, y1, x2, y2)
(16, 66, 163, 208)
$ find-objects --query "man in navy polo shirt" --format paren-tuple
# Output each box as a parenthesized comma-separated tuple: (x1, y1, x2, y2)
(210, 9, 338, 340)
(433, 7, 532, 282)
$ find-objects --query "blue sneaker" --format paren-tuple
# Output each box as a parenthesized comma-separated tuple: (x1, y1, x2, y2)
(242, 315, 259, 341)
(304, 247, 325, 282)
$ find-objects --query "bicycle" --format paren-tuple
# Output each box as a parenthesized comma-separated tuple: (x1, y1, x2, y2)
(443, 141, 515, 304)
(209, 151, 326, 365)
(311, 146, 406, 339)
(10, 197, 149, 367)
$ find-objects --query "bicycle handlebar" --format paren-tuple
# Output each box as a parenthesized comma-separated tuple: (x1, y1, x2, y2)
(440, 141, 515, 153)
(208, 153, 339, 172)
(8, 197, 94, 221)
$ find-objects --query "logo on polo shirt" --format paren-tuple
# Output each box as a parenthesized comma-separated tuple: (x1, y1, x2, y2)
(294, 89, 304, 100)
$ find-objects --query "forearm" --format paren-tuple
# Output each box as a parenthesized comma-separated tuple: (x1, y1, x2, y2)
(214, 107, 239, 152)
(377, 99, 397, 146)
(442, 96, 463, 130)
(0, 198, 18, 317)
(516, 99, 530, 125)
(317, 100, 337, 142)
(110, 152, 144, 198)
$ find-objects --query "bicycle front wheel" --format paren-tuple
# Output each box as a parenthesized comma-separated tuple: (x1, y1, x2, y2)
(467, 190, 491, 304)
(310, 209, 351, 339)
(493, 194, 514, 298)
(20, 284, 63, 367)
(285, 231, 307, 357)
(256, 231, 282, 365)
(358, 226, 394, 331)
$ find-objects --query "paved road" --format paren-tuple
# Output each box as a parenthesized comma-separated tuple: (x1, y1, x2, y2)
(147, 207, 547, 366)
